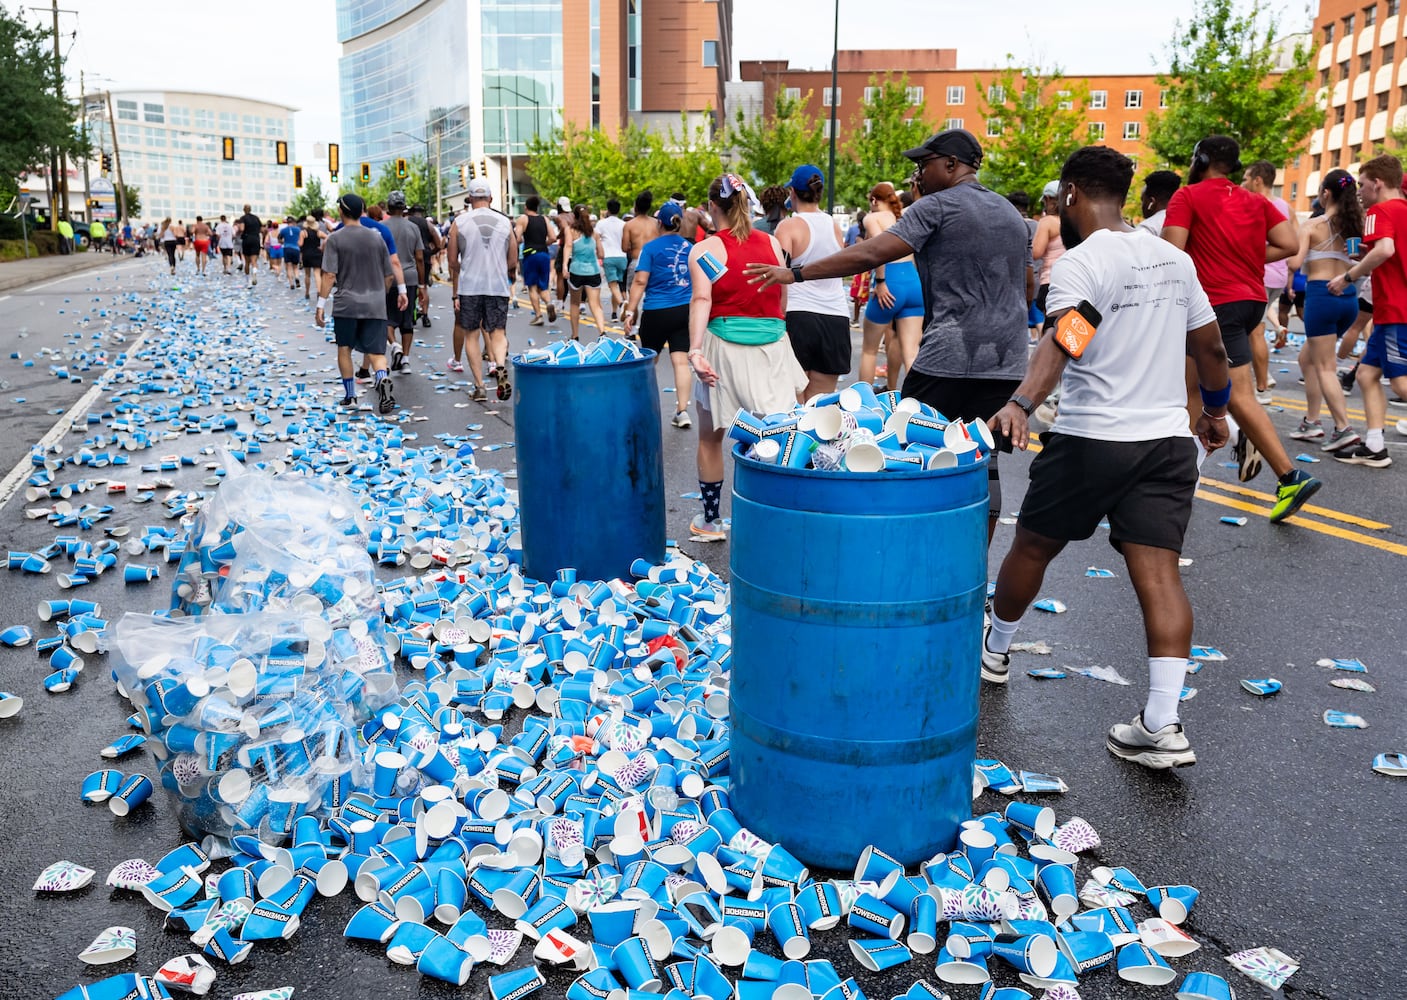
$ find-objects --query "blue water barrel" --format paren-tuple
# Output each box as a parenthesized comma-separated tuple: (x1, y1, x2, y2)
(512, 353, 666, 582)
(728, 445, 988, 868)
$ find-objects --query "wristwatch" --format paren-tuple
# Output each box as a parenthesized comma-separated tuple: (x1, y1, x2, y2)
(1009, 393, 1036, 415)
(790, 265, 807, 283)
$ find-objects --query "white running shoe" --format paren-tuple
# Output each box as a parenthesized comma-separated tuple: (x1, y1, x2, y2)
(1107, 713, 1197, 769)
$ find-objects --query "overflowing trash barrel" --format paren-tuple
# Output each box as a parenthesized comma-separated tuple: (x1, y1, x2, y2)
(513, 347, 666, 582)
(728, 445, 989, 868)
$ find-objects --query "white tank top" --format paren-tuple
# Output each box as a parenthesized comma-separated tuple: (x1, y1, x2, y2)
(456, 208, 513, 297)
(787, 212, 849, 317)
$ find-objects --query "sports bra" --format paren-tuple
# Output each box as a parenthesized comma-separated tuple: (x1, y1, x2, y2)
(1304, 226, 1352, 266)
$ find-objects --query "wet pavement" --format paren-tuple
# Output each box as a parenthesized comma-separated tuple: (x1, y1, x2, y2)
(0, 255, 1402, 999)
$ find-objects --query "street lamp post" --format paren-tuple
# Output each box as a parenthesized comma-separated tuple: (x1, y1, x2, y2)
(490, 83, 544, 214)
(393, 129, 442, 218)
(827, 0, 839, 213)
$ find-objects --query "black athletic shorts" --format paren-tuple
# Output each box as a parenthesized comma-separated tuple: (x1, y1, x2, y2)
(900, 371, 1020, 515)
(241, 240, 261, 258)
(1035, 284, 1051, 315)
(457, 294, 509, 332)
(220, 247, 233, 258)
(1019, 432, 1198, 553)
(786, 311, 852, 376)
(1211, 299, 1266, 368)
(1358, 296, 1373, 315)
(333, 316, 387, 354)
(639, 304, 689, 355)
(568, 272, 602, 290)
(386, 287, 417, 332)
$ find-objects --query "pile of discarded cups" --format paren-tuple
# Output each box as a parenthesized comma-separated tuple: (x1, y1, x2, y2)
(728, 384, 995, 473)
(15, 278, 1259, 1000)
(516, 337, 651, 367)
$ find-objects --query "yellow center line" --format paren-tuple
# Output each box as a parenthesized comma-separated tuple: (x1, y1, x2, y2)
(1196, 477, 1391, 530)
(1194, 489, 1407, 557)
(1268, 395, 1367, 420)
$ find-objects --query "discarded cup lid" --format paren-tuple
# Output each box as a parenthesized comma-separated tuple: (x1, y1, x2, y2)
(79, 926, 137, 965)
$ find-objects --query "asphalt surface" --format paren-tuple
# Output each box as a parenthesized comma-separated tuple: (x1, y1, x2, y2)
(0, 255, 1402, 1000)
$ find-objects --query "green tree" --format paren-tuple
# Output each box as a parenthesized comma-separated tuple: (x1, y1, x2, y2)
(121, 184, 140, 219)
(1146, 0, 1318, 170)
(977, 62, 1090, 203)
(525, 118, 725, 209)
(731, 91, 827, 190)
(285, 177, 331, 220)
(0, 7, 88, 206)
(837, 75, 930, 208)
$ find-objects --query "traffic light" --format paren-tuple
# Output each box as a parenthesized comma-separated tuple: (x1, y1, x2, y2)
(276, 140, 288, 166)
(459, 165, 468, 187)
(100, 152, 112, 173)
(479, 158, 488, 180)
(396, 158, 408, 179)
(222, 137, 235, 161)
(328, 143, 339, 178)
(359, 162, 371, 183)
(468, 161, 476, 180)
(293, 165, 303, 188)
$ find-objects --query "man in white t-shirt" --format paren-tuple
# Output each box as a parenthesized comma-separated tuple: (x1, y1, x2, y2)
(981, 145, 1232, 771)
(214, 215, 235, 274)
(448, 179, 518, 402)
(595, 198, 628, 321)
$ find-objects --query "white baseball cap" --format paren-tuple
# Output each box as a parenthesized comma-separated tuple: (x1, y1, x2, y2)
(466, 179, 493, 200)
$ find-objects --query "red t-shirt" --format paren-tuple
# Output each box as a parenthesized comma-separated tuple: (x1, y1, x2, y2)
(1164, 178, 1286, 306)
(1363, 198, 1407, 324)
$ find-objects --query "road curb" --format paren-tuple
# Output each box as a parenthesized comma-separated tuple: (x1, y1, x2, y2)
(0, 254, 130, 294)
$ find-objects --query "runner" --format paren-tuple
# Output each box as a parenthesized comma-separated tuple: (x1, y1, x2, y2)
(747, 128, 1032, 544)
(596, 198, 628, 321)
(316, 193, 400, 414)
(688, 173, 806, 542)
(159, 216, 177, 274)
(1032, 180, 1065, 316)
(514, 195, 558, 326)
(191, 217, 212, 275)
(447, 179, 518, 402)
(754, 185, 788, 235)
(621, 200, 694, 428)
(235, 206, 261, 286)
(983, 144, 1230, 769)
(551, 196, 574, 314)
(1286, 169, 1362, 451)
(774, 164, 852, 399)
(265, 222, 282, 273)
(1007, 191, 1041, 341)
(620, 190, 661, 303)
(861, 182, 924, 386)
(1162, 134, 1322, 520)
(300, 215, 323, 301)
(215, 214, 234, 274)
(351, 204, 407, 379)
(1243, 160, 1299, 402)
(563, 205, 608, 342)
(1327, 153, 1407, 468)
(1136, 170, 1180, 237)
(381, 191, 425, 372)
(279, 215, 303, 289)
(173, 219, 187, 261)
(407, 204, 442, 327)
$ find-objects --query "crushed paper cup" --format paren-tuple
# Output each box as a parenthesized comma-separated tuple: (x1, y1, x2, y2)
(1139, 918, 1201, 958)
(1032, 599, 1066, 613)
(155, 953, 218, 995)
(34, 860, 95, 892)
(1323, 709, 1368, 729)
(79, 926, 136, 965)
(1372, 752, 1407, 776)
(106, 859, 161, 890)
(1225, 946, 1298, 989)
(1146, 885, 1199, 925)
(1331, 677, 1375, 692)
(1052, 817, 1100, 854)
(1175, 971, 1234, 1000)
(231, 991, 295, 1000)
(1116, 941, 1176, 986)
(0, 691, 22, 718)
(1239, 678, 1281, 696)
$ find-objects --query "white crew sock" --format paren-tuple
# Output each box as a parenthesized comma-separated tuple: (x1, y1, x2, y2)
(1224, 411, 1241, 441)
(985, 611, 1021, 655)
(1144, 657, 1187, 732)
(1366, 427, 1385, 452)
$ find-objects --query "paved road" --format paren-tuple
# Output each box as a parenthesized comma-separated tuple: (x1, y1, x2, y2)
(0, 255, 1401, 1000)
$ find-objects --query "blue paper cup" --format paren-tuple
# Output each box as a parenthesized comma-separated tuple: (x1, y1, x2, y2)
(848, 892, 905, 940)
(566, 967, 622, 1000)
(587, 901, 640, 947)
(989, 934, 1057, 978)
(0, 625, 33, 647)
(123, 564, 159, 583)
(1035, 862, 1078, 918)
(907, 892, 939, 954)
(710, 921, 753, 967)
(434, 867, 467, 923)
(1147, 884, 1199, 925)
(1176, 971, 1236, 1000)
(82, 769, 125, 803)
(1057, 929, 1115, 974)
(241, 898, 301, 940)
(779, 431, 818, 469)
(612, 937, 662, 991)
(203, 925, 253, 964)
(978, 987, 1033, 1000)
(796, 880, 842, 931)
(517, 895, 577, 939)
(108, 773, 153, 816)
(849, 937, 913, 972)
(766, 901, 810, 960)
(1115, 941, 1176, 986)
(729, 409, 768, 445)
(1004, 801, 1055, 839)
(416, 933, 474, 986)
(372, 750, 406, 797)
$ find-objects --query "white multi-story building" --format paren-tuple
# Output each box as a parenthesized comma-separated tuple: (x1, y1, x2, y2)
(85, 89, 298, 224)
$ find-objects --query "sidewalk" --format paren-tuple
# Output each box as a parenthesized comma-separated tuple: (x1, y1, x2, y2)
(0, 252, 133, 294)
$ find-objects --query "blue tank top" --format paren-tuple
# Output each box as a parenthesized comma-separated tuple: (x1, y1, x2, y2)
(570, 234, 599, 275)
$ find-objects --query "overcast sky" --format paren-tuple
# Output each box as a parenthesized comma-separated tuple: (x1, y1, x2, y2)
(18, 0, 1310, 185)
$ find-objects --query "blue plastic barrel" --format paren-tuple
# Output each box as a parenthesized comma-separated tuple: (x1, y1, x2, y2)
(512, 352, 666, 582)
(728, 445, 988, 868)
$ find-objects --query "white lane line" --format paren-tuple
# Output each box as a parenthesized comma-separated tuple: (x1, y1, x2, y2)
(0, 321, 157, 512)
(14, 259, 143, 295)
(0, 296, 10, 304)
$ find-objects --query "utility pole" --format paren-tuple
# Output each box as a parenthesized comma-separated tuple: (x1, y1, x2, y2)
(503, 107, 514, 215)
(106, 90, 128, 223)
(434, 130, 443, 220)
(51, 0, 69, 223)
(80, 69, 91, 219)
(826, 0, 839, 214)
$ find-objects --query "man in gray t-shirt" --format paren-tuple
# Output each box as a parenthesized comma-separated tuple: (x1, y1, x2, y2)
(382, 191, 426, 370)
(745, 128, 1033, 542)
(317, 193, 404, 415)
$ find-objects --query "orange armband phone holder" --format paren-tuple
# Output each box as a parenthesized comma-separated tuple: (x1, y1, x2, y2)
(1053, 301, 1103, 359)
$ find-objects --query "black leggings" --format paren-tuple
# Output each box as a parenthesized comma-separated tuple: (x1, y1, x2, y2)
(163, 240, 177, 268)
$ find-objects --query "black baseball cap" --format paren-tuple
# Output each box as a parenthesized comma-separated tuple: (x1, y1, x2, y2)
(902, 128, 984, 168)
(337, 192, 365, 217)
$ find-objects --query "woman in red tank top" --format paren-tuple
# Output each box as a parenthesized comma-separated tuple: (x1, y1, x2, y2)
(683, 174, 807, 542)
